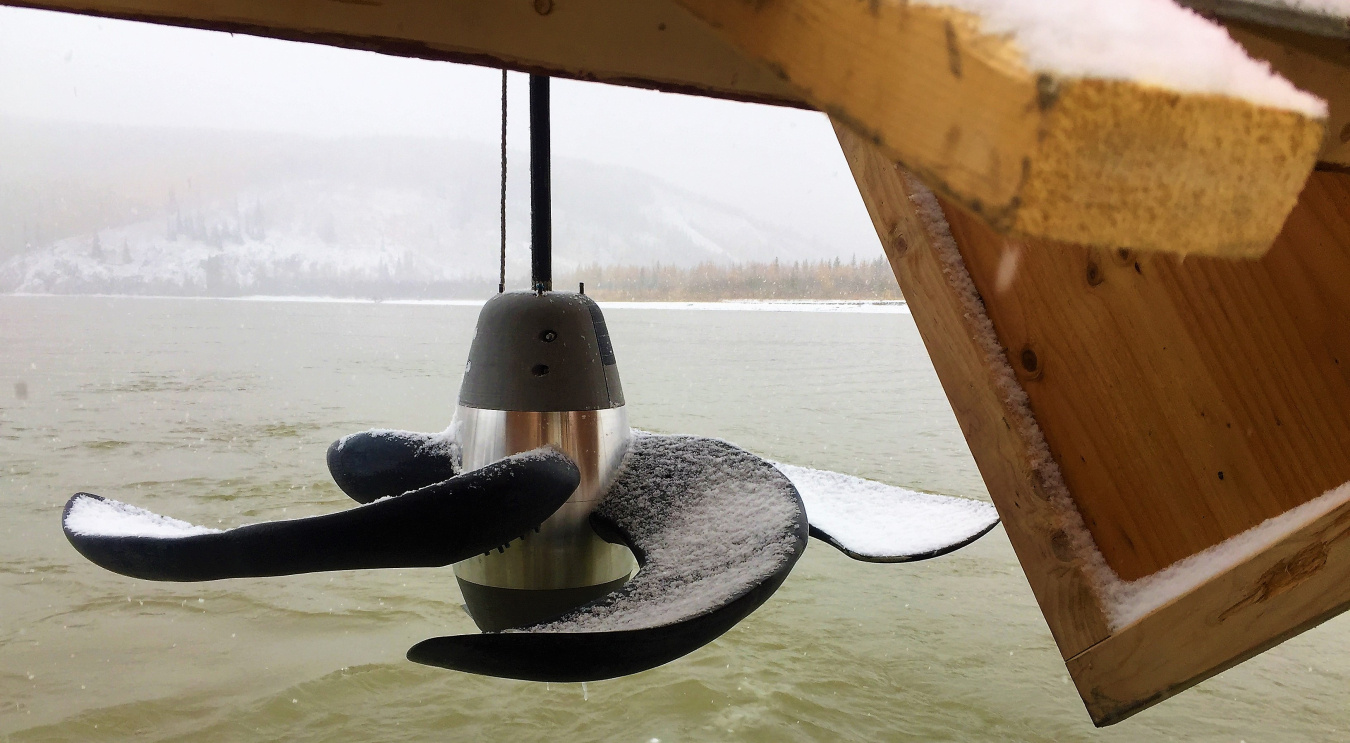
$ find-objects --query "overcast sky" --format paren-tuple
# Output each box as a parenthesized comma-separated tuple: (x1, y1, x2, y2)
(0, 6, 880, 257)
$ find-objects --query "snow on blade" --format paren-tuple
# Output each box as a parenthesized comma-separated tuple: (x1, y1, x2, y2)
(64, 494, 221, 539)
(777, 464, 998, 560)
(932, 0, 1326, 116)
(332, 425, 460, 462)
(527, 434, 805, 633)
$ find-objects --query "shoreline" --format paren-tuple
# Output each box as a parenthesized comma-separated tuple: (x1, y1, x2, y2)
(2, 292, 911, 314)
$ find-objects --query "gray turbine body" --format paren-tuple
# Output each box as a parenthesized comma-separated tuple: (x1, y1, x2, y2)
(452, 291, 635, 631)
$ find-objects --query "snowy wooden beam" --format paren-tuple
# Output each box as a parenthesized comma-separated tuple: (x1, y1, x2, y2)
(837, 122, 1350, 725)
(1223, 19, 1350, 167)
(834, 120, 1113, 662)
(1068, 482, 1350, 725)
(676, 0, 1329, 257)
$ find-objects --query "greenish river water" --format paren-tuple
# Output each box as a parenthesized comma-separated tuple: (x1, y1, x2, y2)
(2, 295, 1347, 741)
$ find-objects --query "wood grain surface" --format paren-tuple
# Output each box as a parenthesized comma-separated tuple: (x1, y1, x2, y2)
(840, 125, 1350, 725)
(1226, 20, 1350, 167)
(1068, 484, 1350, 725)
(942, 169, 1350, 580)
(834, 122, 1112, 659)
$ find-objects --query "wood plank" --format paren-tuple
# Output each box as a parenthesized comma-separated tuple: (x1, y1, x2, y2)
(678, 0, 1325, 257)
(833, 121, 1111, 659)
(1225, 21, 1350, 166)
(4, 0, 806, 108)
(1067, 482, 1350, 726)
(839, 123, 1350, 726)
(942, 170, 1350, 580)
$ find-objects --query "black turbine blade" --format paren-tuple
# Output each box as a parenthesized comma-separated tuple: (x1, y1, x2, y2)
(408, 434, 808, 681)
(408, 561, 789, 682)
(327, 429, 460, 504)
(62, 448, 578, 582)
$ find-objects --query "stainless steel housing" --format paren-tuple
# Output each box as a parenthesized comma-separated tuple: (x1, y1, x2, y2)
(451, 290, 632, 629)
(451, 405, 635, 593)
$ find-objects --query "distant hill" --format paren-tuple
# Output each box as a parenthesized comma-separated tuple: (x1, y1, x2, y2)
(0, 119, 866, 298)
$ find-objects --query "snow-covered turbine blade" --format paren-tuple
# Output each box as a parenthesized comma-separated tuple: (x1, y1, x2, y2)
(62, 448, 578, 582)
(777, 464, 999, 562)
(408, 434, 808, 681)
(327, 428, 459, 504)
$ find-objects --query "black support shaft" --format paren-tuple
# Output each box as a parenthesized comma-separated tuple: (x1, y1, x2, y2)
(530, 74, 552, 292)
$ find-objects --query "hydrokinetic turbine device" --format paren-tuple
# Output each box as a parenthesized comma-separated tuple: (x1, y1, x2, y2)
(448, 289, 636, 632)
(60, 75, 999, 681)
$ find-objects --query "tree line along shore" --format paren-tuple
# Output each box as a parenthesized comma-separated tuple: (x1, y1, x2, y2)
(562, 258, 902, 301)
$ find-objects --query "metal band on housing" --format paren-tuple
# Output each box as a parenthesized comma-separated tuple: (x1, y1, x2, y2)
(451, 405, 634, 627)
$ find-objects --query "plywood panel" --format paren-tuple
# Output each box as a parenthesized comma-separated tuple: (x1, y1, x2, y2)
(939, 170, 1350, 580)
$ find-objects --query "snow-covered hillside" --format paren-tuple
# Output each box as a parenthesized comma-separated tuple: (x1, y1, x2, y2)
(3, 180, 496, 296)
(1, 124, 842, 297)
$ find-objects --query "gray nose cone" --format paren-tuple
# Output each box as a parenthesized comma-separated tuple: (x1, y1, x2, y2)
(459, 291, 624, 412)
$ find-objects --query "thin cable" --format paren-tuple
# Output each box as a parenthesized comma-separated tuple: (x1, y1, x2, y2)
(498, 69, 507, 294)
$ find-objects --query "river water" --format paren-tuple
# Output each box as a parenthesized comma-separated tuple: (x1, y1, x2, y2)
(2, 294, 1347, 741)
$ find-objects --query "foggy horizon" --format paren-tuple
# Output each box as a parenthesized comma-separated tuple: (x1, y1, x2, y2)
(0, 5, 880, 261)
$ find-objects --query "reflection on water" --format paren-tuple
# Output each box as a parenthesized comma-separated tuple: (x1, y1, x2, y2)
(2, 295, 1347, 741)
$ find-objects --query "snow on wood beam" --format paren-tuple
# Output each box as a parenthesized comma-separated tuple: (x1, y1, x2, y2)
(833, 121, 1112, 661)
(838, 121, 1350, 726)
(1068, 481, 1350, 726)
(1223, 20, 1350, 167)
(2, 0, 807, 108)
(677, 0, 1329, 257)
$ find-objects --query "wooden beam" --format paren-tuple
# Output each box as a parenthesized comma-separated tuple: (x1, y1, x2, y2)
(942, 168, 1350, 581)
(1224, 20, 1350, 166)
(833, 121, 1112, 660)
(678, 0, 1326, 257)
(3, 0, 806, 108)
(838, 123, 1350, 725)
(1068, 483, 1350, 725)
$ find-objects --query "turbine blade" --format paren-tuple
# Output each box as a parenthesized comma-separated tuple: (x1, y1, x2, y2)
(327, 429, 459, 504)
(776, 463, 1000, 563)
(409, 434, 808, 681)
(408, 570, 787, 682)
(63, 448, 577, 582)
